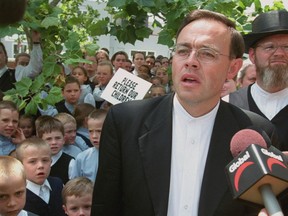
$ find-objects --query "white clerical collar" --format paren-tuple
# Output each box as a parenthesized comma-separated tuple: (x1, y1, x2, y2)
(173, 95, 220, 120)
(251, 83, 288, 120)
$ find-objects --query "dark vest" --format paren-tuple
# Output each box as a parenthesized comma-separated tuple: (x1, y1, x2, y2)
(24, 176, 66, 216)
(50, 152, 73, 184)
(0, 68, 16, 92)
(229, 86, 288, 151)
(55, 100, 73, 115)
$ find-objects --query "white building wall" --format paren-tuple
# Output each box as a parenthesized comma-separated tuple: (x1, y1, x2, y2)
(86, 0, 171, 60)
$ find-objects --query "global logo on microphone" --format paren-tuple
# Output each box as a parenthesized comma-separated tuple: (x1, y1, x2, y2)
(225, 144, 288, 205)
(228, 147, 286, 192)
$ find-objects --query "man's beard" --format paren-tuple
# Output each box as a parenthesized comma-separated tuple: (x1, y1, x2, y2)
(256, 62, 288, 91)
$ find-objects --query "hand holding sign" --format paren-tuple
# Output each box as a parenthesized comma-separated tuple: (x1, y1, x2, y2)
(101, 68, 152, 105)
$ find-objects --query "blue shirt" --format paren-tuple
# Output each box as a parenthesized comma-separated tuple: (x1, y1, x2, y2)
(69, 147, 99, 182)
(0, 135, 16, 156)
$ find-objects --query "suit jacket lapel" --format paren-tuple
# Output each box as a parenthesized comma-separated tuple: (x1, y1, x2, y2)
(198, 101, 242, 216)
(139, 94, 174, 215)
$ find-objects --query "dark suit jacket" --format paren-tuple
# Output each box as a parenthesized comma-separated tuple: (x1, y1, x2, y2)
(229, 85, 288, 151)
(91, 94, 278, 216)
(24, 176, 66, 216)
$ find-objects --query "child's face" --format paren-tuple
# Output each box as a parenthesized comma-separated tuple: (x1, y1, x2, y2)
(71, 68, 88, 85)
(21, 146, 51, 185)
(63, 194, 92, 216)
(0, 175, 26, 216)
(88, 118, 104, 149)
(139, 66, 149, 75)
(41, 131, 65, 155)
(62, 83, 81, 105)
(19, 118, 34, 138)
(96, 65, 113, 86)
(83, 56, 98, 76)
(155, 70, 169, 85)
(150, 87, 166, 98)
(0, 109, 19, 138)
(64, 122, 77, 145)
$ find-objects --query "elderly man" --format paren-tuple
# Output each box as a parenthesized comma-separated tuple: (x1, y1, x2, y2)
(230, 10, 288, 152)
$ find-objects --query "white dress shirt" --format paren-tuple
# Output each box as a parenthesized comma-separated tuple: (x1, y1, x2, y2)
(251, 83, 288, 120)
(26, 179, 51, 203)
(167, 96, 219, 216)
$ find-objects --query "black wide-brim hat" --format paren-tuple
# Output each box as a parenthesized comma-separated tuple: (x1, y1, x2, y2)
(243, 10, 288, 53)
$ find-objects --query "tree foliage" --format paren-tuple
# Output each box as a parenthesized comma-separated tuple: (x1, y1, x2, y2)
(1, 0, 286, 115)
(105, 0, 286, 46)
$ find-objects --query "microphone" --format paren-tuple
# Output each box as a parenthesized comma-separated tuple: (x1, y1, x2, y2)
(225, 128, 288, 216)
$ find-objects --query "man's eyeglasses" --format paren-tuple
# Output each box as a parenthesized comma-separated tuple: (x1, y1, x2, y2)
(256, 43, 288, 54)
(172, 45, 231, 63)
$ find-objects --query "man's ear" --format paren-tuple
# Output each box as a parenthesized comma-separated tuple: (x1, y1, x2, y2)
(227, 58, 243, 80)
(248, 48, 256, 64)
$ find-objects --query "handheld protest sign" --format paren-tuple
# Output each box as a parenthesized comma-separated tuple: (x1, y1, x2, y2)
(101, 68, 152, 105)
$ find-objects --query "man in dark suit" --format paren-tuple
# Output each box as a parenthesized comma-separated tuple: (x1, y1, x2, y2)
(91, 10, 280, 216)
(230, 10, 288, 151)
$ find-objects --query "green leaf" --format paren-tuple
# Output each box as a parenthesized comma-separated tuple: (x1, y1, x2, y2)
(45, 86, 63, 105)
(136, 0, 156, 7)
(18, 100, 27, 111)
(0, 26, 21, 37)
(107, 0, 126, 7)
(64, 32, 80, 51)
(41, 17, 59, 28)
(135, 27, 153, 39)
(88, 19, 109, 36)
(3, 88, 17, 96)
(30, 74, 45, 93)
(25, 100, 38, 115)
(158, 29, 175, 47)
(15, 77, 32, 97)
(85, 43, 100, 56)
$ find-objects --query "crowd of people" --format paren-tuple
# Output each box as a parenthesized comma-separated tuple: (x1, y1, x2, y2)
(0, 8, 287, 216)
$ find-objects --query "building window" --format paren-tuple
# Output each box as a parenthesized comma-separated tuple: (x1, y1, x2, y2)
(13, 44, 28, 57)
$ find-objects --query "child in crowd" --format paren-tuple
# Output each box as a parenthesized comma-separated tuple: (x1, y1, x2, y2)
(37, 117, 74, 184)
(16, 137, 66, 216)
(69, 109, 107, 182)
(54, 112, 82, 158)
(0, 100, 25, 156)
(71, 66, 95, 107)
(155, 67, 171, 93)
(74, 103, 95, 148)
(93, 60, 114, 108)
(138, 64, 151, 77)
(150, 76, 162, 86)
(221, 78, 237, 102)
(62, 177, 93, 216)
(34, 115, 54, 136)
(19, 114, 36, 138)
(0, 156, 38, 216)
(149, 84, 166, 98)
(55, 76, 82, 115)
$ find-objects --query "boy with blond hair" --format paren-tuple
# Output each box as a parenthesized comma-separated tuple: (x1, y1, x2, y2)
(16, 137, 66, 216)
(69, 109, 107, 182)
(54, 113, 82, 158)
(62, 177, 93, 216)
(0, 155, 38, 216)
(37, 117, 74, 184)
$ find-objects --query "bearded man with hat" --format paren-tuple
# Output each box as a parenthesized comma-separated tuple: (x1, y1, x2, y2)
(230, 10, 288, 152)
